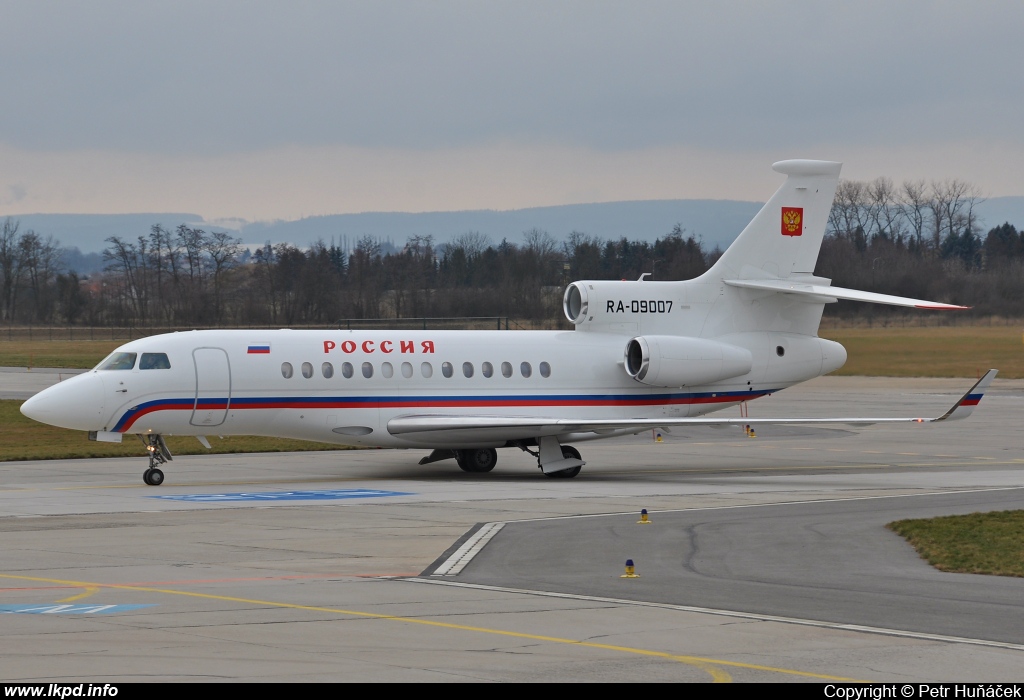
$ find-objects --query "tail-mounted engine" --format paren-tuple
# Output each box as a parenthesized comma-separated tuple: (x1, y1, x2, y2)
(563, 280, 684, 330)
(624, 335, 753, 387)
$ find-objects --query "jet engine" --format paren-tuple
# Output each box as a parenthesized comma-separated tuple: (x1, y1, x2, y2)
(624, 335, 753, 387)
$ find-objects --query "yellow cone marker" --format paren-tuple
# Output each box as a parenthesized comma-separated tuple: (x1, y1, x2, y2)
(621, 559, 640, 578)
(637, 508, 651, 524)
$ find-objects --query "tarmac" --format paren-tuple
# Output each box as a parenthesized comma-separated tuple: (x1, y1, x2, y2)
(1, 372, 1023, 682)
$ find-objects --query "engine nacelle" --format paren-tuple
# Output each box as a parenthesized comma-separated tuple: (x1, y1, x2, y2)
(563, 280, 682, 326)
(624, 335, 753, 387)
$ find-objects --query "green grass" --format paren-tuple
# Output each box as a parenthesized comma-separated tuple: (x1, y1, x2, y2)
(0, 400, 354, 462)
(0, 340, 121, 369)
(819, 326, 1023, 378)
(888, 511, 1024, 578)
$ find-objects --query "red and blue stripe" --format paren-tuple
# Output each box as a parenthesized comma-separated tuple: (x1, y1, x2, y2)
(110, 389, 775, 433)
(959, 392, 984, 407)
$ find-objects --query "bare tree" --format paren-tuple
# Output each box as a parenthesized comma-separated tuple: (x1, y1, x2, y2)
(205, 230, 243, 323)
(898, 180, 929, 248)
(0, 218, 24, 321)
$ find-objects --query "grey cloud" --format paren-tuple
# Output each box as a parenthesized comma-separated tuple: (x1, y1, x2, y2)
(1, 1, 1022, 155)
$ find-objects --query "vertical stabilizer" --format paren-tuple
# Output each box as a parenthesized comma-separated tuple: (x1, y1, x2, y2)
(707, 160, 841, 281)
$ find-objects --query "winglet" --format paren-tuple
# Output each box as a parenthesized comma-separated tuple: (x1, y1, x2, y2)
(933, 369, 998, 421)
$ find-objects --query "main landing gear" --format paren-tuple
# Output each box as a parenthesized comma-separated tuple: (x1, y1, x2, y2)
(417, 439, 585, 478)
(456, 448, 498, 473)
(516, 437, 585, 478)
(546, 446, 582, 479)
(139, 434, 173, 486)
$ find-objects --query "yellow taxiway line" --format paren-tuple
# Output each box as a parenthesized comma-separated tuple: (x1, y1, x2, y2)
(0, 572, 864, 683)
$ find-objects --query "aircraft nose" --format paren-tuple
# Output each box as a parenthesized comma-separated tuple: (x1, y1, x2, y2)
(20, 372, 107, 431)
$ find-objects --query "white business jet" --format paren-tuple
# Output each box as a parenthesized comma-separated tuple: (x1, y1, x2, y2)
(20, 160, 997, 485)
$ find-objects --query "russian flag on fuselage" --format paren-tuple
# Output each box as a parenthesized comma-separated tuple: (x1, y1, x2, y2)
(247, 343, 271, 354)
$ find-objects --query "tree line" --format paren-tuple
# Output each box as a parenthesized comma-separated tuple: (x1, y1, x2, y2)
(0, 177, 1022, 328)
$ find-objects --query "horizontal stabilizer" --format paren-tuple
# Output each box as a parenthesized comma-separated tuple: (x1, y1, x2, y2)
(723, 278, 969, 309)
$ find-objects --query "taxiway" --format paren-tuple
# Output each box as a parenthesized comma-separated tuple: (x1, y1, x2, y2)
(1, 375, 1022, 682)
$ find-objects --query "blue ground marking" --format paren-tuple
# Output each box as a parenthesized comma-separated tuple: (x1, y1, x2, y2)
(0, 604, 157, 614)
(149, 488, 412, 502)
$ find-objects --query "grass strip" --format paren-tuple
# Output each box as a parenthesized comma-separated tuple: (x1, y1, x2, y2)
(0, 400, 354, 462)
(820, 326, 1024, 378)
(887, 510, 1024, 578)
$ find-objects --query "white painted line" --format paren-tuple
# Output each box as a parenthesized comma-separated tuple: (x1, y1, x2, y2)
(405, 578, 1024, 652)
(431, 522, 504, 576)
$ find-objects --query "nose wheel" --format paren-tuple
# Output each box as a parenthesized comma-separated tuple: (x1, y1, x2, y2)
(139, 434, 173, 486)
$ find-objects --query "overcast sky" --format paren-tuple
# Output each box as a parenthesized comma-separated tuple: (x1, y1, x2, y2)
(1, 1, 1022, 220)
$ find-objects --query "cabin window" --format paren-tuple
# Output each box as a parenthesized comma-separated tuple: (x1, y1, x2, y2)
(98, 352, 137, 371)
(139, 353, 171, 370)
(539, 361, 551, 378)
(281, 362, 294, 379)
(301, 362, 313, 378)
(482, 361, 493, 378)
(462, 362, 474, 378)
(520, 362, 532, 378)
(322, 362, 334, 378)
(361, 362, 373, 378)
(501, 361, 512, 378)
(341, 362, 354, 379)
(401, 362, 413, 378)
(382, 362, 394, 378)
(421, 362, 433, 378)
(441, 361, 454, 378)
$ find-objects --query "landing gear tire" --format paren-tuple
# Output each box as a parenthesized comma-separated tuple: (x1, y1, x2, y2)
(139, 434, 172, 485)
(456, 448, 498, 473)
(545, 446, 582, 479)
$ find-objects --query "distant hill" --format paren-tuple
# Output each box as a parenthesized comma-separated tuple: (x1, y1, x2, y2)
(976, 196, 1024, 231)
(7, 201, 763, 258)
(8, 213, 215, 253)
(6, 196, 1023, 275)
(241, 199, 765, 254)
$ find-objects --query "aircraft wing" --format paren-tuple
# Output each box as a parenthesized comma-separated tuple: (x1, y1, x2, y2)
(723, 278, 969, 309)
(387, 370, 997, 438)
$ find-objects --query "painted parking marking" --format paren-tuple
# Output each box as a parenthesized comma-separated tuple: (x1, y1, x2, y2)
(149, 488, 412, 502)
(0, 604, 156, 614)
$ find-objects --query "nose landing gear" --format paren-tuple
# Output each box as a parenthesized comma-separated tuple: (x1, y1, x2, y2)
(139, 434, 172, 486)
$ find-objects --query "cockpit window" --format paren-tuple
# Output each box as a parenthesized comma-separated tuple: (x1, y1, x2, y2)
(139, 353, 171, 370)
(98, 352, 137, 371)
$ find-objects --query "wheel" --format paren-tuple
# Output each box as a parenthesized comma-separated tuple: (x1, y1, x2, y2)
(143, 468, 165, 486)
(456, 448, 497, 473)
(545, 446, 582, 479)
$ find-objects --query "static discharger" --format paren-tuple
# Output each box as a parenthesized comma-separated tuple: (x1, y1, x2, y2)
(621, 559, 640, 578)
(637, 509, 651, 524)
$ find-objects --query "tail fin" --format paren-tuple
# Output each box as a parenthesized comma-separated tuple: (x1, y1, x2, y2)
(708, 160, 841, 280)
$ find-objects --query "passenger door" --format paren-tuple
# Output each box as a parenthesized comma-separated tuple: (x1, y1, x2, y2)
(191, 348, 231, 427)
